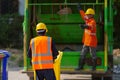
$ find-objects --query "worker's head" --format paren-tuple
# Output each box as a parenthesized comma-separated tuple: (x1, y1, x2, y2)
(85, 8, 95, 19)
(36, 22, 48, 35)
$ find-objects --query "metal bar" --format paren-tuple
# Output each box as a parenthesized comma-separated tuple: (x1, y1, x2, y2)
(64, 0, 67, 4)
(28, 3, 104, 6)
(104, 0, 108, 71)
(96, 0, 99, 3)
(23, 0, 29, 71)
(108, 0, 113, 54)
(104, 0, 108, 26)
(109, 0, 113, 21)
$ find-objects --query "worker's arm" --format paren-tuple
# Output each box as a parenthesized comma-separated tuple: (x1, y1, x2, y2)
(77, 3, 88, 21)
(28, 39, 32, 59)
(27, 39, 33, 65)
(27, 46, 32, 65)
(28, 46, 32, 59)
(52, 40, 59, 60)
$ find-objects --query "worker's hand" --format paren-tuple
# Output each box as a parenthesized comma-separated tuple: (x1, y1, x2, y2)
(79, 24, 88, 29)
(77, 3, 82, 10)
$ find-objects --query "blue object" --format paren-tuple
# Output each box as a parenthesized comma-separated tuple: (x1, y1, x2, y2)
(0, 50, 10, 80)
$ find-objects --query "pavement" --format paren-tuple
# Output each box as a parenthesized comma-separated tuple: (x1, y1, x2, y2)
(7, 67, 120, 80)
(8, 71, 92, 80)
(7, 67, 92, 80)
(8, 68, 29, 80)
(8, 71, 29, 80)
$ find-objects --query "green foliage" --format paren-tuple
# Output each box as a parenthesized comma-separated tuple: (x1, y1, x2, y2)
(0, 14, 23, 48)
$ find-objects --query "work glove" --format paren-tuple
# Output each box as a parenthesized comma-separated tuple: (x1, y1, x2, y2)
(80, 24, 89, 29)
(77, 3, 82, 11)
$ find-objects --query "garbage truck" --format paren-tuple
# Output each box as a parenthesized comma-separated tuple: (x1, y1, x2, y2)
(23, 0, 114, 80)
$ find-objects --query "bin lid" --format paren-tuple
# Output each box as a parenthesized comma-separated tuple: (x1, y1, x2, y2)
(0, 50, 10, 57)
(0, 53, 4, 59)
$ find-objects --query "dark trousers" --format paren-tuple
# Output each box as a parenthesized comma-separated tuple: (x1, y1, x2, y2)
(81, 45, 97, 59)
(81, 45, 97, 68)
(36, 69, 56, 80)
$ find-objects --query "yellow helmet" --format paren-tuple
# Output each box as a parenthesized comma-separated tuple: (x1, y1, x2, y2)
(36, 22, 48, 32)
(85, 8, 95, 15)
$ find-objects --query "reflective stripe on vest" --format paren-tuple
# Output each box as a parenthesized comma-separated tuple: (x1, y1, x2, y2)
(85, 30, 96, 36)
(32, 60, 53, 64)
(31, 37, 53, 69)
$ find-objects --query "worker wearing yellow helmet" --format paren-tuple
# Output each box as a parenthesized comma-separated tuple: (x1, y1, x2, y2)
(85, 8, 95, 15)
(28, 22, 59, 80)
(75, 3, 98, 71)
(36, 22, 48, 33)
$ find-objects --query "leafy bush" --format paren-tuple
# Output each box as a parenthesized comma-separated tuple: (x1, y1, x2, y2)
(0, 14, 23, 48)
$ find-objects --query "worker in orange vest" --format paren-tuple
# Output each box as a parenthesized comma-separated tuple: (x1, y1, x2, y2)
(76, 3, 97, 71)
(28, 22, 59, 80)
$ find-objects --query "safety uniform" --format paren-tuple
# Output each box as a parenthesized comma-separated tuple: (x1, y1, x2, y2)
(28, 36, 58, 80)
(30, 36, 53, 70)
(80, 10, 97, 47)
(76, 8, 97, 70)
(28, 22, 58, 80)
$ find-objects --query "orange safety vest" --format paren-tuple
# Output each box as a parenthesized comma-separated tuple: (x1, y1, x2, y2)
(79, 10, 97, 47)
(30, 36, 54, 70)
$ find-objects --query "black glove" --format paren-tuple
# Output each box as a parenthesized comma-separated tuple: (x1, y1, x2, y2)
(77, 3, 82, 11)
(80, 24, 88, 29)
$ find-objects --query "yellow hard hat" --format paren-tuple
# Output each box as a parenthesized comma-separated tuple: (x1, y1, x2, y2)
(36, 22, 48, 32)
(85, 8, 95, 15)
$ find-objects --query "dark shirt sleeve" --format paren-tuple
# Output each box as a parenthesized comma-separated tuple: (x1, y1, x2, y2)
(28, 46, 32, 59)
(52, 40, 59, 60)
(28, 46, 33, 65)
